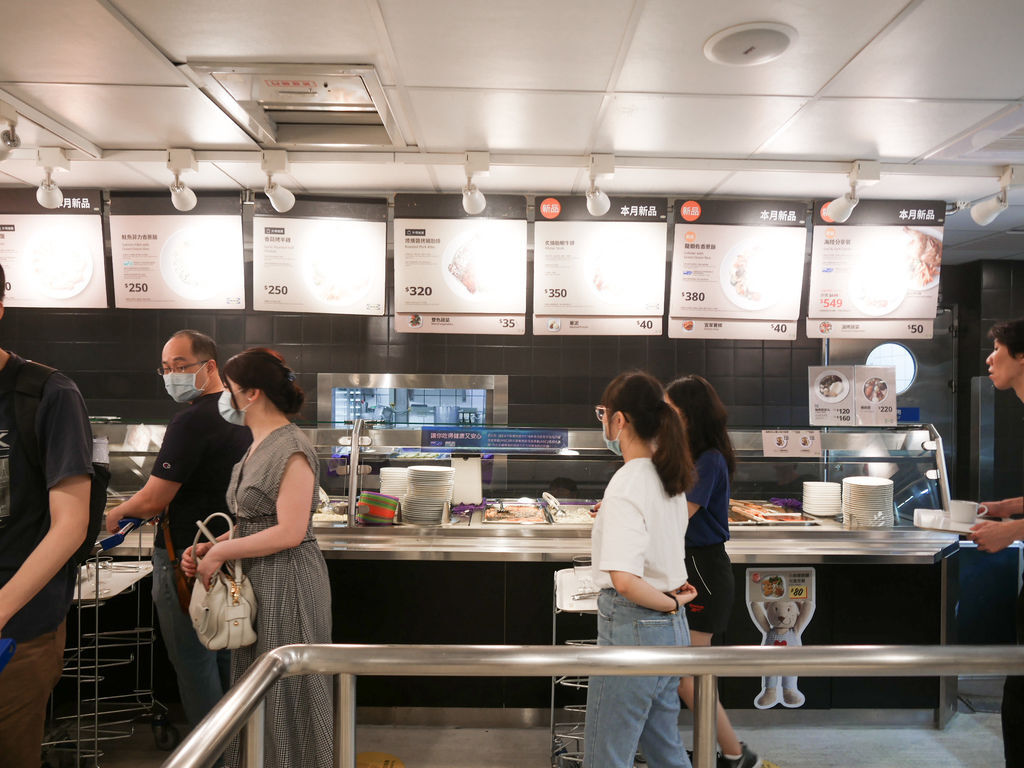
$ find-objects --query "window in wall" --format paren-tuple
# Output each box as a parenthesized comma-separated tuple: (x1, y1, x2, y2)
(865, 343, 917, 394)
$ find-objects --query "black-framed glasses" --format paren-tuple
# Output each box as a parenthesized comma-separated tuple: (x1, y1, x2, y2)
(157, 360, 209, 377)
(594, 405, 607, 423)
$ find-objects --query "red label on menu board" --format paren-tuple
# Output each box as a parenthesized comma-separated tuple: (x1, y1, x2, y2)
(539, 198, 562, 219)
(680, 201, 702, 222)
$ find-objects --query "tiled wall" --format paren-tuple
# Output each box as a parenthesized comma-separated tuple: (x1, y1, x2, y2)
(0, 263, 823, 428)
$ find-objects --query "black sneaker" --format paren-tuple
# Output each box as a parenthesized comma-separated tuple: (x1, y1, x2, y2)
(717, 742, 762, 768)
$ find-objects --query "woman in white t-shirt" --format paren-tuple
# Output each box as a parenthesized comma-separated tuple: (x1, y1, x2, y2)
(584, 371, 699, 768)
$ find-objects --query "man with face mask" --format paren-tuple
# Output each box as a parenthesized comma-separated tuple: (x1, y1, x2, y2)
(105, 329, 250, 732)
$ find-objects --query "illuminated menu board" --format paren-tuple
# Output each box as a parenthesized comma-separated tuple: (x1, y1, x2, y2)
(668, 199, 807, 340)
(0, 189, 107, 308)
(253, 197, 386, 315)
(110, 194, 244, 309)
(394, 194, 527, 335)
(807, 199, 944, 339)
(533, 196, 667, 335)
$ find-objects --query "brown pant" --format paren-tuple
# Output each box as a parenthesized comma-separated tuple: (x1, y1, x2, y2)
(0, 621, 66, 768)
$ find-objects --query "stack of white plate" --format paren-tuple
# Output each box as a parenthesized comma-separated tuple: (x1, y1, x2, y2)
(379, 467, 409, 499)
(841, 476, 895, 528)
(402, 465, 456, 525)
(802, 481, 842, 517)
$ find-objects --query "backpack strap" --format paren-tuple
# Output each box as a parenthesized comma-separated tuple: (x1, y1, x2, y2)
(14, 360, 57, 469)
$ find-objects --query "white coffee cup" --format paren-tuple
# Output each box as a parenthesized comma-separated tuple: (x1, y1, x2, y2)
(950, 500, 988, 524)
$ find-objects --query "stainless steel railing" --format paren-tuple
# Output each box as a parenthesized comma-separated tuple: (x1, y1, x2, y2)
(160, 643, 1024, 768)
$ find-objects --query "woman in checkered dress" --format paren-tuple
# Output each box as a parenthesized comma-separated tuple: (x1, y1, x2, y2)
(184, 348, 332, 768)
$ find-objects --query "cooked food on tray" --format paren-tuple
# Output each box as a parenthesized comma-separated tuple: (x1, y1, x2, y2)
(729, 499, 811, 524)
(903, 226, 942, 289)
(483, 501, 548, 524)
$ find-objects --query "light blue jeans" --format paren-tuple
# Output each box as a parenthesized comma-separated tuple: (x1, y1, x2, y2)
(152, 547, 231, 728)
(584, 588, 692, 768)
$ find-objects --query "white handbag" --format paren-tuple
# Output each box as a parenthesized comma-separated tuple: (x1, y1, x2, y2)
(188, 512, 257, 651)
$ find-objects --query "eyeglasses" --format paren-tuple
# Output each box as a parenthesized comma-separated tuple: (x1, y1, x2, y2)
(157, 360, 209, 377)
(594, 405, 607, 423)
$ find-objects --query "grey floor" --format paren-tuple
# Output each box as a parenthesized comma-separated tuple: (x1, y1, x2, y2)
(82, 678, 1007, 768)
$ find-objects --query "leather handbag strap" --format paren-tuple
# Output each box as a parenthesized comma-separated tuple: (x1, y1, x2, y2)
(192, 512, 241, 581)
(160, 511, 178, 562)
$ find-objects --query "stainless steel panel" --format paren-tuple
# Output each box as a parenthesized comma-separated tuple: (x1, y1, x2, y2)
(971, 375, 996, 501)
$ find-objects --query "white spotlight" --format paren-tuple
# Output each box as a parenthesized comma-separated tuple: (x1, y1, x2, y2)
(462, 182, 486, 215)
(0, 101, 19, 162)
(264, 176, 296, 213)
(970, 191, 1008, 226)
(970, 166, 1015, 226)
(462, 151, 490, 215)
(824, 160, 879, 223)
(824, 190, 858, 223)
(167, 148, 198, 212)
(586, 185, 611, 217)
(35, 148, 69, 210)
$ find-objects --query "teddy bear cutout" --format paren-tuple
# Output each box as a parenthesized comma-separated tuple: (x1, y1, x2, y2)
(750, 598, 816, 708)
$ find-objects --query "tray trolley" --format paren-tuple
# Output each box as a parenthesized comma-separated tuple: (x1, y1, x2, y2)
(42, 524, 179, 767)
(551, 563, 598, 768)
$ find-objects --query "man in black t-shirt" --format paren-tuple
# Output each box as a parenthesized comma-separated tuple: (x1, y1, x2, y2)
(106, 330, 250, 730)
(0, 267, 94, 768)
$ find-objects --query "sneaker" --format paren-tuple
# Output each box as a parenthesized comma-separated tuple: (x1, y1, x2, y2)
(717, 742, 762, 768)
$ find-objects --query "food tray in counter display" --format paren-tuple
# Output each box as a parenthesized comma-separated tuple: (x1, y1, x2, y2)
(728, 499, 819, 526)
(547, 502, 597, 525)
(482, 500, 549, 524)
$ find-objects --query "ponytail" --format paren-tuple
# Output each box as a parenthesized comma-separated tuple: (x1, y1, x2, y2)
(601, 371, 696, 497)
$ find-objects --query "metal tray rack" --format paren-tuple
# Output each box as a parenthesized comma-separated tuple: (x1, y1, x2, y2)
(551, 564, 598, 768)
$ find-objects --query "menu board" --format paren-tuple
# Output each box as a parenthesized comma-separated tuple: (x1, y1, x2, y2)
(807, 200, 944, 339)
(668, 200, 807, 340)
(110, 195, 244, 309)
(853, 365, 897, 426)
(253, 197, 385, 315)
(533, 196, 666, 335)
(0, 190, 107, 308)
(394, 194, 527, 335)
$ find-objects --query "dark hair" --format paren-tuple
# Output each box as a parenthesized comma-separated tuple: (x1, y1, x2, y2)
(0, 262, 5, 302)
(222, 347, 304, 416)
(665, 374, 736, 478)
(171, 329, 218, 362)
(601, 370, 695, 497)
(989, 318, 1024, 358)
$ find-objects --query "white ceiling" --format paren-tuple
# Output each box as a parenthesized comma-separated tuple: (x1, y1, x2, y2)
(2, 0, 1024, 263)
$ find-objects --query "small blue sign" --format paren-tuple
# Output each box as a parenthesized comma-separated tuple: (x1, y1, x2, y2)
(421, 427, 568, 452)
(897, 407, 920, 423)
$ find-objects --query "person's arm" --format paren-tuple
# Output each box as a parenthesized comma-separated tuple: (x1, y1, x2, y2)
(609, 570, 697, 612)
(980, 497, 1024, 519)
(0, 474, 90, 635)
(195, 453, 314, 587)
(105, 475, 182, 533)
(970, 518, 1024, 553)
(687, 500, 700, 518)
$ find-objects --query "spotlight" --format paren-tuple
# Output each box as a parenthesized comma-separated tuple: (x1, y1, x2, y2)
(586, 153, 614, 217)
(35, 148, 70, 210)
(0, 101, 19, 163)
(167, 149, 198, 212)
(462, 151, 490, 215)
(586, 185, 611, 217)
(823, 160, 880, 223)
(824, 190, 858, 223)
(970, 166, 1015, 226)
(260, 150, 295, 213)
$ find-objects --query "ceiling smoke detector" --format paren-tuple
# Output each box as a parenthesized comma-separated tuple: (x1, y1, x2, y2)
(703, 22, 798, 67)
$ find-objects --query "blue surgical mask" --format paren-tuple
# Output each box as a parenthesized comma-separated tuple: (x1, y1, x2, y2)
(603, 422, 623, 456)
(218, 389, 251, 426)
(163, 362, 209, 403)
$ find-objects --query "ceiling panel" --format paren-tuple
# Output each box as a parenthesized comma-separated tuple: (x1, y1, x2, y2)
(0, 158, 169, 189)
(288, 161, 437, 193)
(0, 1, 181, 86)
(432, 165, 583, 194)
(757, 99, 1010, 162)
(856, 174, 1003, 205)
(405, 89, 604, 153)
(116, 0, 384, 69)
(380, 0, 632, 90)
(618, 0, 900, 96)
(822, 0, 1024, 100)
(596, 94, 807, 156)
(0, 84, 258, 150)
(601, 168, 732, 196)
(713, 170, 854, 200)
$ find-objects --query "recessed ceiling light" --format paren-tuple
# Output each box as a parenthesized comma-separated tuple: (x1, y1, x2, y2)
(703, 22, 798, 67)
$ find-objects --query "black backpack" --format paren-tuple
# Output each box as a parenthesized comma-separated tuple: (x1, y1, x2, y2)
(14, 360, 110, 566)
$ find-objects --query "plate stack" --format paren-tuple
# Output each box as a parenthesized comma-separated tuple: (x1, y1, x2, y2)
(402, 465, 456, 525)
(841, 476, 895, 528)
(379, 467, 410, 500)
(802, 481, 842, 517)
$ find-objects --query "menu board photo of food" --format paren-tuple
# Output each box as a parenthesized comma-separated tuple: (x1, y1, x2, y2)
(808, 365, 856, 426)
(854, 365, 897, 426)
(808, 199, 944, 325)
(253, 214, 386, 315)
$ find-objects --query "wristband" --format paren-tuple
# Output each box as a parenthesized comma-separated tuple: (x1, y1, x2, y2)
(663, 591, 679, 614)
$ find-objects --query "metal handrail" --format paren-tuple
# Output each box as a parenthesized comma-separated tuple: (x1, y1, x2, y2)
(161, 643, 1024, 768)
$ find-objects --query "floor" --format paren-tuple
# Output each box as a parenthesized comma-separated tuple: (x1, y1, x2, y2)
(75, 679, 1007, 768)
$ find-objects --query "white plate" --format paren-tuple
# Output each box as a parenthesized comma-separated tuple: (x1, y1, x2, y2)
(813, 370, 850, 402)
(160, 227, 229, 301)
(718, 238, 779, 311)
(27, 230, 94, 299)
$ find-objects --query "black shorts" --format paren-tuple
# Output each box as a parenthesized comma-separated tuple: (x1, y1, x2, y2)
(683, 542, 734, 636)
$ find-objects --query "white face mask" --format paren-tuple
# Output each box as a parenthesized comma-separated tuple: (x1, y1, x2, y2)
(218, 389, 251, 426)
(163, 361, 209, 403)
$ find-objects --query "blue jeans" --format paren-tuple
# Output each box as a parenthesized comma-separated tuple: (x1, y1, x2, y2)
(584, 589, 691, 768)
(152, 547, 231, 728)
